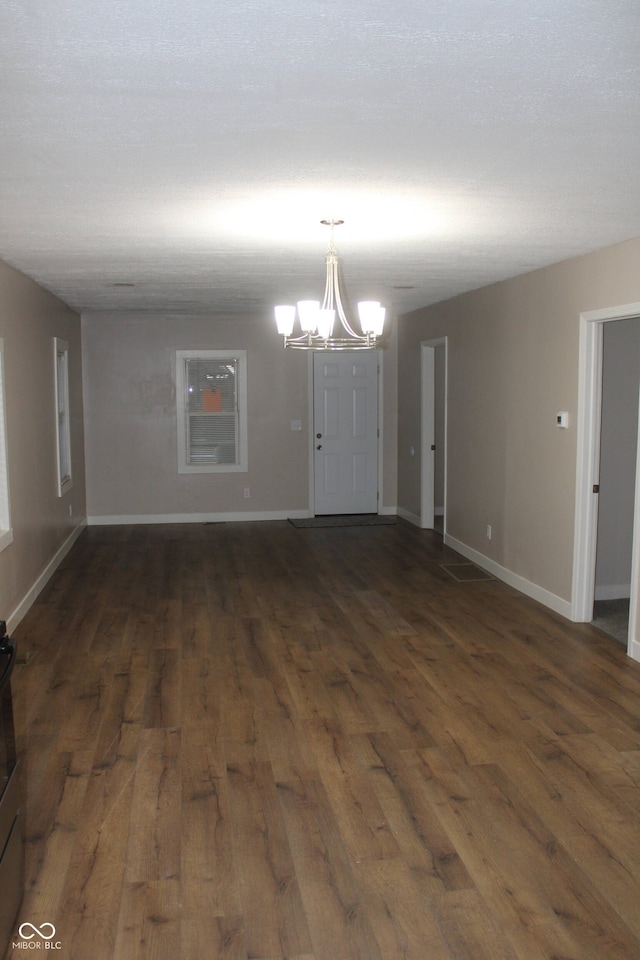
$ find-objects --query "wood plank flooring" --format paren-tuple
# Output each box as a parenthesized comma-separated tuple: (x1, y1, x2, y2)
(5, 520, 640, 959)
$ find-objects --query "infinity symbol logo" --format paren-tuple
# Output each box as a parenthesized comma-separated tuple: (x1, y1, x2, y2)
(18, 922, 56, 940)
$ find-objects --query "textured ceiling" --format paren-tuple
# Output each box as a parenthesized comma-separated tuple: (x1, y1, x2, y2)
(1, 0, 640, 320)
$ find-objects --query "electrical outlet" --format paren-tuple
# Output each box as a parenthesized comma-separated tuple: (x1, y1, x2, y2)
(486, 524, 492, 540)
(244, 488, 250, 499)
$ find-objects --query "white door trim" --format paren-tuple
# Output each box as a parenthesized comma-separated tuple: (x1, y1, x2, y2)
(630, 389, 640, 661)
(572, 302, 640, 661)
(421, 338, 447, 530)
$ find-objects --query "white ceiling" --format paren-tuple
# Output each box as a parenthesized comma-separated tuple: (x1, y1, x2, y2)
(1, 0, 640, 321)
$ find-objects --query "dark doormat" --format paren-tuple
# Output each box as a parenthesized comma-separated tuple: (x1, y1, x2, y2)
(289, 515, 397, 528)
(440, 562, 496, 582)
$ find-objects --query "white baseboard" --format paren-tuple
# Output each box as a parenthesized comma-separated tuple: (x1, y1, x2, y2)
(396, 507, 422, 527)
(87, 509, 312, 526)
(444, 533, 573, 620)
(87, 508, 402, 526)
(594, 583, 631, 601)
(7, 519, 87, 634)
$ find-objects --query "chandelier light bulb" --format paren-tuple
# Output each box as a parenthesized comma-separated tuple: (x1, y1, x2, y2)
(275, 305, 296, 336)
(317, 308, 335, 339)
(358, 301, 385, 336)
(297, 300, 320, 333)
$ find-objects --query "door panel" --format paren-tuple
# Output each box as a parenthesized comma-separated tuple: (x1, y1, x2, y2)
(353, 453, 369, 493)
(323, 454, 339, 496)
(313, 351, 379, 515)
(323, 387, 340, 438)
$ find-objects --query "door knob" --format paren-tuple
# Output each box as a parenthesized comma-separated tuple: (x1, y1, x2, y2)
(316, 444, 322, 450)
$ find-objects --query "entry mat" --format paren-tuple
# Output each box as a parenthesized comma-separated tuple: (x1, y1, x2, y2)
(289, 515, 397, 528)
(440, 562, 496, 582)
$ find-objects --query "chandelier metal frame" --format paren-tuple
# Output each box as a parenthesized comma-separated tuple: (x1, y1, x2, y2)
(274, 219, 385, 351)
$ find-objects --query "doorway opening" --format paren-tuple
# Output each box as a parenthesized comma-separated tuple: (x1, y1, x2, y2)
(592, 318, 640, 645)
(572, 303, 640, 661)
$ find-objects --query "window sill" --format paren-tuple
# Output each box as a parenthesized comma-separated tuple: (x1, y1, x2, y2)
(58, 478, 73, 498)
(178, 464, 248, 475)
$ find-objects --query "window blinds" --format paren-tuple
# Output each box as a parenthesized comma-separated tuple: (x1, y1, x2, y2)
(184, 357, 238, 465)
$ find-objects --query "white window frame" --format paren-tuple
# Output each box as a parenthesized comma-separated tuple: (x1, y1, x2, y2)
(176, 349, 248, 474)
(0, 340, 13, 552)
(54, 338, 73, 497)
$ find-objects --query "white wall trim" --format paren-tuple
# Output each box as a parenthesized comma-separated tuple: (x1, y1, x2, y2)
(397, 506, 422, 527)
(445, 533, 572, 620)
(176, 349, 249, 474)
(87, 509, 312, 526)
(572, 301, 640, 662)
(628, 387, 640, 659)
(7, 519, 87, 633)
(572, 313, 605, 620)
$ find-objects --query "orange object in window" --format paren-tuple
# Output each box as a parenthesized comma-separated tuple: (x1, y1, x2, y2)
(202, 388, 222, 411)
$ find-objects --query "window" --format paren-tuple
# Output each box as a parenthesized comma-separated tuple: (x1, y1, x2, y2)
(176, 350, 248, 473)
(54, 338, 72, 496)
(0, 340, 12, 552)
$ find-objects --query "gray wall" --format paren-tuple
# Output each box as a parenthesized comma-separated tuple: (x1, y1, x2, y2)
(595, 317, 640, 599)
(398, 237, 640, 607)
(82, 312, 398, 521)
(0, 259, 85, 627)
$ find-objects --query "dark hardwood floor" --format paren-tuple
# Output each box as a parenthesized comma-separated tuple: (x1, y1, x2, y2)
(5, 519, 640, 959)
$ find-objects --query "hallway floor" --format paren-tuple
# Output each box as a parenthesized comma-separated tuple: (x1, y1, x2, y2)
(592, 597, 630, 646)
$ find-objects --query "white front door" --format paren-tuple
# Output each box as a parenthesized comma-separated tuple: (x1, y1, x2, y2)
(313, 351, 379, 515)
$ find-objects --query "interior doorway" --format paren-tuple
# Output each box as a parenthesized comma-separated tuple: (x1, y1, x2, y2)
(572, 303, 640, 662)
(421, 338, 447, 531)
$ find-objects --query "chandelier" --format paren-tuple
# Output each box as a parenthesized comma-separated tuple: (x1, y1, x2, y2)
(274, 219, 385, 350)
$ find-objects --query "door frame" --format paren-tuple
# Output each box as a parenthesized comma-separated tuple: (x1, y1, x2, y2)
(572, 302, 640, 661)
(308, 349, 384, 516)
(421, 338, 447, 530)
